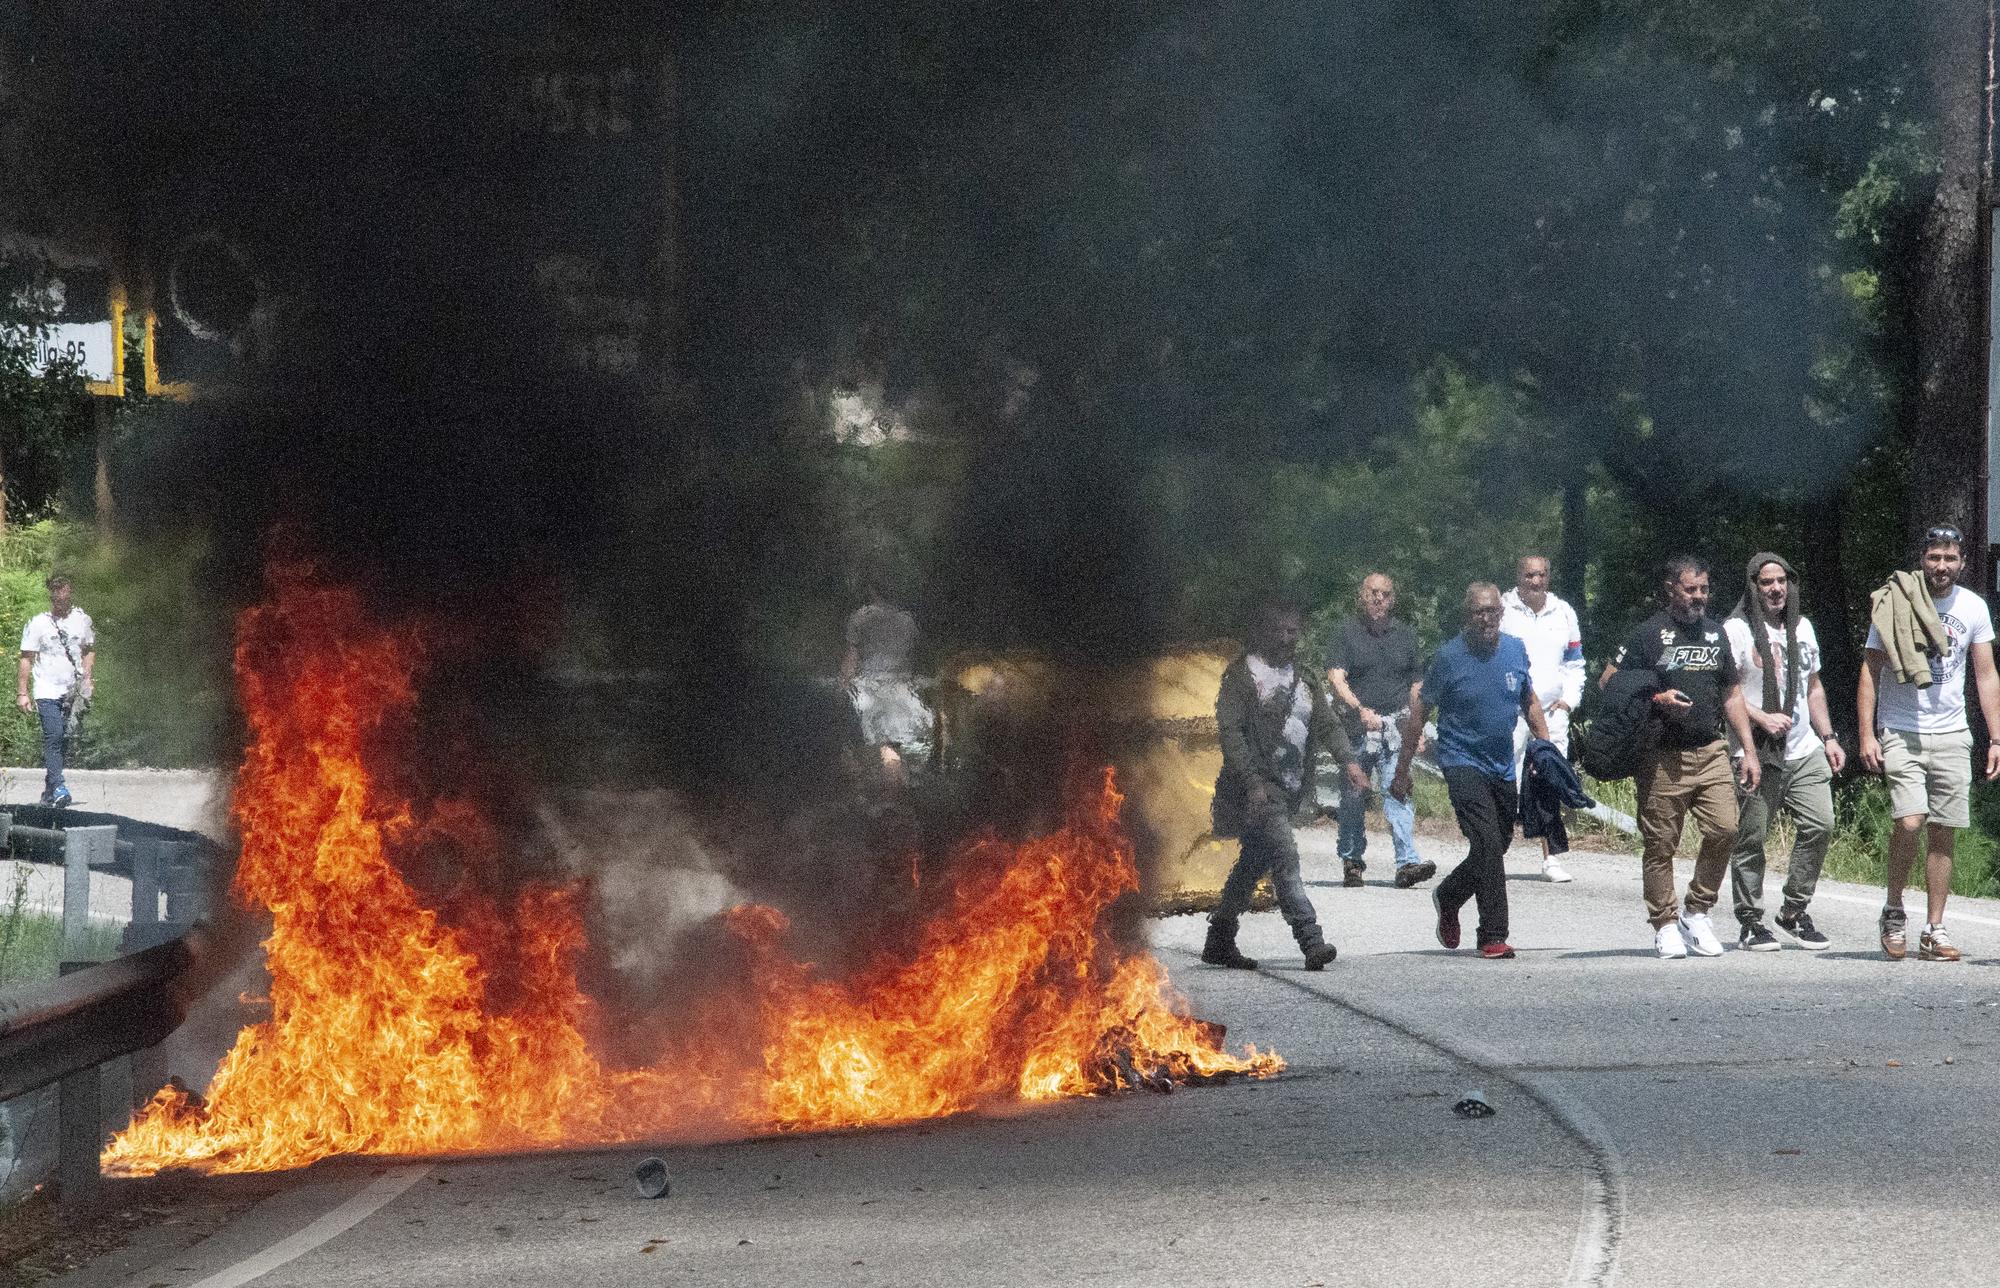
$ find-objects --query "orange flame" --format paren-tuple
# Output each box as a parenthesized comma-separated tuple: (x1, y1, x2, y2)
(103, 566, 1279, 1176)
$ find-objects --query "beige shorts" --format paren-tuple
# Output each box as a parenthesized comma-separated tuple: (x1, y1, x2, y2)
(1879, 727, 1974, 829)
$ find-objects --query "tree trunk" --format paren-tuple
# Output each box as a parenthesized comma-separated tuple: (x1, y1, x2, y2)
(1798, 496, 1857, 741)
(1558, 465, 1589, 623)
(1908, 0, 1990, 587)
(92, 396, 114, 535)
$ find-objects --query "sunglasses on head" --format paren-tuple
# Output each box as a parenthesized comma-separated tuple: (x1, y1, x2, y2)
(1927, 525, 1964, 546)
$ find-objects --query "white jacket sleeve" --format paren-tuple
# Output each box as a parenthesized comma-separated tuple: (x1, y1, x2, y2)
(1559, 602, 1586, 709)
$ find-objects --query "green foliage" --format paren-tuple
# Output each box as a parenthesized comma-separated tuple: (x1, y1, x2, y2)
(1821, 776, 2000, 900)
(1148, 360, 1562, 656)
(0, 520, 226, 769)
(0, 861, 124, 989)
(0, 258, 94, 526)
(1834, 122, 1936, 250)
(0, 909, 123, 991)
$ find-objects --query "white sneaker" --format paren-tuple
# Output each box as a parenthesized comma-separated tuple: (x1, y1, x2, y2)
(1655, 922, 1688, 959)
(1679, 911, 1724, 957)
(1542, 857, 1573, 883)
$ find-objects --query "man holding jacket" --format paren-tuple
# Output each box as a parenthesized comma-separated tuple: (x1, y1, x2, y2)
(1390, 583, 1551, 960)
(1205, 599, 1370, 971)
(1857, 526, 2000, 961)
(1601, 556, 1762, 960)
(1502, 554, 1586, 883)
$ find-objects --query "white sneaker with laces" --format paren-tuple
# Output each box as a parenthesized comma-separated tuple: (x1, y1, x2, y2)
(1655, 922, 1688, 959)
(1679, 910, 1724, 957)
(1542, 857, 1573, 883)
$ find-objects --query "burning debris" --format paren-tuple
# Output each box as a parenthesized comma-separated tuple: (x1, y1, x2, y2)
(102, 564, 1280, 1177)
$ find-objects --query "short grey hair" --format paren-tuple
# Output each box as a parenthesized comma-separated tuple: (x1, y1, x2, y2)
(1464, 581, 1502, 612)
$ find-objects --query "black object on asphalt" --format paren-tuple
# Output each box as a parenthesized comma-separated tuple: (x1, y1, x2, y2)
(1452, 1090, 1496, 1119)
(634, 1156, 672, 1199)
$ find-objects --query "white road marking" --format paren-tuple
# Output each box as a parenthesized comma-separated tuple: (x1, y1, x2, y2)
(1380, 1022, 1625, 1288)
(1804, 886, 2000, 929)
(1183, 950, 1627, 1288)
(183, 1165, 431, 1288)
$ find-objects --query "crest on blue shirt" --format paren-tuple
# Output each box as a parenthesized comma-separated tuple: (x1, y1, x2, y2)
(1505, 672, 1519, 693)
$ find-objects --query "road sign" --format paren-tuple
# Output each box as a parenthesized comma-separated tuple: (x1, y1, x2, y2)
(2, 249, 127, 397)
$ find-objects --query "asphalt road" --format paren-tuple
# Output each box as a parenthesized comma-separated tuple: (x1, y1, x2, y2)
(41, 824, 2000, 1288)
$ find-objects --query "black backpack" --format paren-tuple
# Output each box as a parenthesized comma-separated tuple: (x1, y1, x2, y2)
(1575, 667, 1660, 782)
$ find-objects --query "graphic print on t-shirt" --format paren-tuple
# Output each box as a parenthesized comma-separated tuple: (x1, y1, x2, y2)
(1655, 626, 1725, 674)
(1724, 616, 1823, 761)
(1614, 612, 1740, 747)
(1247, 654, 1313, 792)
(1865, 585, 1996, 734)
(1931, 610, 1971, 687)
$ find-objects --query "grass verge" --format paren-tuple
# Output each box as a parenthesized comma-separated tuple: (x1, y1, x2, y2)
(0, 865, 124, 989)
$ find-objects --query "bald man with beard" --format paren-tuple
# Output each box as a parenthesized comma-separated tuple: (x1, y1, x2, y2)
(1327, 572, 1432, 889)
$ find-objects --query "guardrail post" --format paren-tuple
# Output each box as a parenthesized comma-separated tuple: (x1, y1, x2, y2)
(55, 960, 103, 1210)
(131, 837, 162, 931)
(121, 837, 177, 955)
(126, 837, 177, 1105)
(60, 824, 118, 962)
(162, 843, 210, 928)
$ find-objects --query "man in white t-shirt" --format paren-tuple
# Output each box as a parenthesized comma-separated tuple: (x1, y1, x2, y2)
(1857, 526, 2000, 961)
(1723, 553, 1844, 951)
(1206, 599, 1368, 972)
(15, 573, 95, 808)
(1500, 554, 1586, 883)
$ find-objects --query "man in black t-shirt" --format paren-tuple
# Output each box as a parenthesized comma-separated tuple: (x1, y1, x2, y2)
(1600, 555, 1762, 960)
(1326, 572, 1432, 888)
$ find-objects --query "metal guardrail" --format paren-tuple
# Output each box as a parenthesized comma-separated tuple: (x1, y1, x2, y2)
(0, 934, 198, 1103)
(0, 812, 217, 1205)
(0, 934, 201, 1205)
(0, 810, 213, 956)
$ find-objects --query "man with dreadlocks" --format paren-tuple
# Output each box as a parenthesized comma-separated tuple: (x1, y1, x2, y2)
(1723, 553, 1845, 951)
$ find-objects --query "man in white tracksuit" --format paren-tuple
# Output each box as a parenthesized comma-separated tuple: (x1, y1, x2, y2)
(1501, 554, 1586, 882)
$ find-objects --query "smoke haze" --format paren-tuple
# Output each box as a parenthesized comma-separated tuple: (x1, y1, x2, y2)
(0, 2, 1916, 1018)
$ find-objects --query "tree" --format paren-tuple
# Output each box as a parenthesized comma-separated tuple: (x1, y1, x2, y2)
(1905, 0, 1989, 584)
(0, 264, 91, 540)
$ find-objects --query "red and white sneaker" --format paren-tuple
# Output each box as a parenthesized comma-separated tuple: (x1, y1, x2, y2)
(1433, 889, 1461, 950)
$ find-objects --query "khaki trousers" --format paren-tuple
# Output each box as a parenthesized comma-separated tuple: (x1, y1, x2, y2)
(1636, 741, 1739, 927)
(1728, 744, 1835, 925)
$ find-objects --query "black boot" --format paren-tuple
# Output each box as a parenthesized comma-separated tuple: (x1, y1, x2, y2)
(1202, 920, 1258, 969)
(1298, 925, 1338, 971)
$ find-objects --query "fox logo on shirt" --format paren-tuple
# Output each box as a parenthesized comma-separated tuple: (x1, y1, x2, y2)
(1662, 645, 1723, 672)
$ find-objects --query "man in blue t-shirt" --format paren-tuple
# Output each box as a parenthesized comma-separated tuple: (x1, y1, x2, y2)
(1389, 582, 1550, 959)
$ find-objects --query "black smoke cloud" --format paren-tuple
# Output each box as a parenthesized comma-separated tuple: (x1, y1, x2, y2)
(7, 0, 1910, 649)
(1, 2, 1910, 867)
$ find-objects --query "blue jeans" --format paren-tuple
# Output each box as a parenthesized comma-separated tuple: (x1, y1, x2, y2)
(1337, 720, 1419, 869)
(36, 698, 67, 798)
